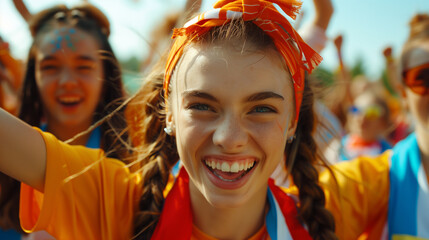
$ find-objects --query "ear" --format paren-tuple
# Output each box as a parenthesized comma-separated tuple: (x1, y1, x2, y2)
(286, 119, 298, 140)
(165, 109, 176, 136)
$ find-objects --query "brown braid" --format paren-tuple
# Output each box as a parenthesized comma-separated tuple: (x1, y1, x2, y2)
(286, 78, 337, 240)
(125, 68, 178, 239)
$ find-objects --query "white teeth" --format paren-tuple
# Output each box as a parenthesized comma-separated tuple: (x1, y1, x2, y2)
(59, 96, 81, 103)
(205, 159, 256, 173)
(211, 160, 216, 169)
(230, 162, 239, 173)
(239, 163, 244, 171)
(216, 162, 221, 170)
(221, 162, 230, 172)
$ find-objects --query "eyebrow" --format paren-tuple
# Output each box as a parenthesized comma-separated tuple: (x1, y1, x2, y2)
(247, 91, 285, 102)
(40, 55, 57, 62)
(40, 55, 96, 62)
(76, 56, 97, 62)
(182, 90, 284, 102)
(182, 90, 218, 102)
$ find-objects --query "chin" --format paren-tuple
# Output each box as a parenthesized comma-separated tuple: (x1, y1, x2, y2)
(204, 192, 250, 209)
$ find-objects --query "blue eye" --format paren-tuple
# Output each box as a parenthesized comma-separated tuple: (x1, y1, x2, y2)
(252, 106, 275, 113)
(189, 103, 211, 111)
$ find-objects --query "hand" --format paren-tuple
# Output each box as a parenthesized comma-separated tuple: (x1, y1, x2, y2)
(333, 35, 343, 51)
(383, 46, 393, 58)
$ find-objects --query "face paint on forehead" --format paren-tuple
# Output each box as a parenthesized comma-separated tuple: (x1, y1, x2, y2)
(50, 27, 82, 53)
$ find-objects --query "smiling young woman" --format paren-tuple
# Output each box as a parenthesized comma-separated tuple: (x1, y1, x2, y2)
(0, 1, 336, 239)
(0, 3, 129, 239)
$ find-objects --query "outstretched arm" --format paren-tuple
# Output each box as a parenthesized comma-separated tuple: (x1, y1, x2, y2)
(12, 0, 32, 23)
(312, 0, 334, 31)
(333, 34, 353, 104)
(382, 46, 401, 95)
(0, 108, 46, 191)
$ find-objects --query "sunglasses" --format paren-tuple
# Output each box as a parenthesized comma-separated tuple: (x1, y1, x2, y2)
(348, 105, 384, 119)
(403, 63, 429, 95)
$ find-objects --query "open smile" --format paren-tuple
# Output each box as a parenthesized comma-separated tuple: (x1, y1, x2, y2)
(203, 157, 258, 184)
(57, 96, 83, 107)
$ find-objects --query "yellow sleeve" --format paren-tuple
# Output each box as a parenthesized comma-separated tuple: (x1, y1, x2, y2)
(19, 130, 142, 240)
(320, 151, 391, 240)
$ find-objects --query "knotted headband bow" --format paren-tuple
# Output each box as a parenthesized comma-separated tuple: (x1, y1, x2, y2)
(164, 0, 322, 121)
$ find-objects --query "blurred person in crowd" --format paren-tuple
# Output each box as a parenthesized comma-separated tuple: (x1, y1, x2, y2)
(321, 13, 429, 239)
(0, 3, 129, 239)
(340, 86, 392, 161)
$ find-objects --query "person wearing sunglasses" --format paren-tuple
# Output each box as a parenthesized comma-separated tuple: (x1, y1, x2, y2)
(339, 88, 392, 161)
(321, 13, 429, 239)
(0, 3, 129, 239)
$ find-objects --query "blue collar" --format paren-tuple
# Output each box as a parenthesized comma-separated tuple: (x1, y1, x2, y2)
(40, 124, 101, 149)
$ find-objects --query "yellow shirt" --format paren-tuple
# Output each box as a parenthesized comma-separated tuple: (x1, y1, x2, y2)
(320, 151, 391, 240)
(20, 130, 142, 240)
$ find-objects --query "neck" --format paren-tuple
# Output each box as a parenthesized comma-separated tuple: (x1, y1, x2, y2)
(414, 128, 429, 183)
(46, 121, 92, 146)
(189, 183, 268, 240)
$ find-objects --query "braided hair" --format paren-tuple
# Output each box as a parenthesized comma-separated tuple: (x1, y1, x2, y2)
(128, 20, 336, 239)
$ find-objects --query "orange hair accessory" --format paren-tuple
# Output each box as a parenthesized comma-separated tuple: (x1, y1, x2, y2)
(164, 0, 322, 121)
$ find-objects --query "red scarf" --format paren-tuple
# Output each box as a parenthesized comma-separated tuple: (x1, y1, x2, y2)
(151, 168, 311, 239)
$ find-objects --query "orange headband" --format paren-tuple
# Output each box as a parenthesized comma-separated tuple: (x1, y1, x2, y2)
(164, 0, 322, 121)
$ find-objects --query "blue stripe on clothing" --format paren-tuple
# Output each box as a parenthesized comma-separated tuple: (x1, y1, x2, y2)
(389, 133, 420, 239)
(266, 188, 293, 240)
(85, 126, 101, 149)
(0, 229, 22, 240)
(40, 124, 101, 149)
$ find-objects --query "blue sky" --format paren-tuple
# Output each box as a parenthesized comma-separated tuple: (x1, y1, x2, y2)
(1, 0, 429, 80)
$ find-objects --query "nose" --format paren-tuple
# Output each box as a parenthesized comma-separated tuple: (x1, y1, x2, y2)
(58, 67, 78, 88)
(212, 114, 248, 152)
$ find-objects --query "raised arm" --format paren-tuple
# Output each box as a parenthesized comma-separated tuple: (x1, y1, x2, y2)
(0, 108, 46, 191)
(312, 0, 334, 31)
(382, 46, 402, 95)
(333, 34, 353, 104)
(12, 0, 32, 23)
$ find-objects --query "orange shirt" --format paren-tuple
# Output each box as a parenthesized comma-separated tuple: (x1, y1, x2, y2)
(20, 130, 142, 240)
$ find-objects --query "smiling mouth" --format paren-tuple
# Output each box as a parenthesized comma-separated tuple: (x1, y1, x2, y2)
(58, 96, 82, 107)
(204, 158, 257, 182)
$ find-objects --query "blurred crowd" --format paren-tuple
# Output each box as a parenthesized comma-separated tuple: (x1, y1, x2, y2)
(0, 0, 428, 239)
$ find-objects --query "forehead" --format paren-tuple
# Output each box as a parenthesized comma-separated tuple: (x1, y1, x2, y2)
(406, 41, 429, 69)
(172, 44, 292, 96)
(36, 27, 100, 58)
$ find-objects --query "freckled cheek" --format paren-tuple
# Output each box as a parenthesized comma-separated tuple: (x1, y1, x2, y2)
(249, 122, 287, 147)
